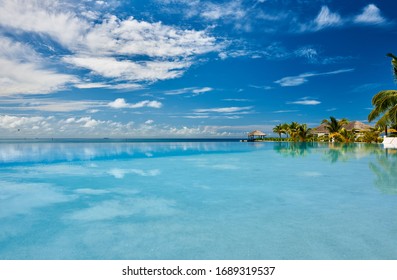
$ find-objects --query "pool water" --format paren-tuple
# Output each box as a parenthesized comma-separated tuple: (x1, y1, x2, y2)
(0, 141, 396, 259)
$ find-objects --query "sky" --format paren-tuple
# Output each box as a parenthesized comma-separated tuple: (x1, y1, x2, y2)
(0, 0, 397, 138)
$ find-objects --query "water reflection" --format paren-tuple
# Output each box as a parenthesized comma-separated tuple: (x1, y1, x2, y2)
(273, 142, 397, 195)
(0, 141, 246, 164)
(273, 142, 316, 158)
(369, 149, 397, 194)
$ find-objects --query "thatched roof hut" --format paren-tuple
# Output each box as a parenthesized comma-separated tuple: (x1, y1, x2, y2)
(342, 121, 372, 132)
(248, 130, 266, 141)
(311, 124, 329, 135)
(311, 121, 373, 137)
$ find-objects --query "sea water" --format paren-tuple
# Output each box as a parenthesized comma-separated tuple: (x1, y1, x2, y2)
(0, 140, 396, 259)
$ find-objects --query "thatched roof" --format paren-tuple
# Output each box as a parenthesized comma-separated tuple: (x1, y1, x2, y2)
(311, 121, 373, 134)
(343, 121, 372, 131)
(248, 130, 266, 136)
(312, 124, 329, 134)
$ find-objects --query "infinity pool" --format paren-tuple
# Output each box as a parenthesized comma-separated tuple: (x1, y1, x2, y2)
(0, 140, 396, 259)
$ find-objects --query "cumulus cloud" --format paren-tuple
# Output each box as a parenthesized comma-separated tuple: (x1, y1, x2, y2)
(0, 114, 245, 138)
(108, 98, 162, 109)
(0, 115, 46, 129)
(354, 4, 386, 25)
(0, 0, 223, 95)
(82, 15, 220, 57)
(274, 69, 354, 87)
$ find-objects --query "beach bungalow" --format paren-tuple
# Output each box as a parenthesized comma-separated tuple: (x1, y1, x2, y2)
(311, 121, 373, 139)
(343, 121, 372, 137)
(311, 123, 329, 137)
(247, 130, 266, 141)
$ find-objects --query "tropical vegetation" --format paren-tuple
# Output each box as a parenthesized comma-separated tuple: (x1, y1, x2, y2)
(257, 53, 397, 144)
(270, 122, 313, 142)
(368, 53, 397, 136)
(321, 116, 349, 142)
(266, 117, 382, 144)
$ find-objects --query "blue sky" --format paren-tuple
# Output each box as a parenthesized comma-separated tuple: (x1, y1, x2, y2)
(0, 0, 396, 138)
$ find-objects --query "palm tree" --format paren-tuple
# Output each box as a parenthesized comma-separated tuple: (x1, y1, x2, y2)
(321, 116, 349, 142)
(368, 90, 397, 136)
(368, 53, 397, 135)
(297, 124, 312, 142)
(273, 124, 285, 139)
(288, 122, 301, 142)
(361, 128, 382, 143)
(338, 128, 355, 143)
(281, 123, 290, 138)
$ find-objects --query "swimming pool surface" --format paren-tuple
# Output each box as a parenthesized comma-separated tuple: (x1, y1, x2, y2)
(0, 140, 396, 259)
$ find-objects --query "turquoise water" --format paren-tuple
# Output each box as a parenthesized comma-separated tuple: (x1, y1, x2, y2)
(0, 141, 396, 260)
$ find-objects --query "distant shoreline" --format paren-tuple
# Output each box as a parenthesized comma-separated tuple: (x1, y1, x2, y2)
(0, 138, 243, 143)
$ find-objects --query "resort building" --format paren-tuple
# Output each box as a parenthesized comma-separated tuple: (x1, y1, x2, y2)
(311, 123, 329, 137)
(311, 121, 373, 138)
(343, 121, 372, 137)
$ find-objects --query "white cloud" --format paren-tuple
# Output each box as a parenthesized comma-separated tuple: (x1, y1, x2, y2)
(0, 115, 45, 129)
(354, 4, 385, 25)
(25, 100, 101, 112)
(0, 58, 76, 96)
(288, 98, 321, 105)
(0, 114, 277, 137)
(108, 98, 162, 109)
(275, 75, 309, 87)
(130, 100, 163, 109)
(194, 106, 253, 113)
(200, 1, 246, 21)
(74, 82, 142, 90)
(0, 0, 88, 48)
(300, 4, 389, 32)
(192, 87, 213, 95)
(313, 6, 342, 30)
(108, 98, 129, 109)
(275, 69, 354, 87)
(163, 87, 213, 95)
(184, 115, 210, 119)
(223, 99, 251, 102)
(83, 15, 220, 57)
(0, 1, 223, 94)
(294, 47, 319, 63)
(64, 56, 190, 82)
(273, 110, 299, 113)
(299, 6, 343, 32)
(0, 37, 77, 96)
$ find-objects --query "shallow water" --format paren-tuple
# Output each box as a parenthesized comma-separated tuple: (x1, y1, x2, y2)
(0, 141, 396, 259)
